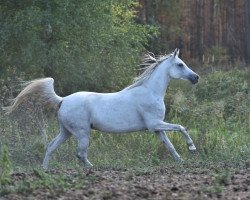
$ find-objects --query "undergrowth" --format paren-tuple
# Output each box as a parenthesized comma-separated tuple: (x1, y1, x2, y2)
(0, 145, 12, 186)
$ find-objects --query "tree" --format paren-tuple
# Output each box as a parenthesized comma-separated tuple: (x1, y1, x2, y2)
(138, 0, 183, 54)
(0, 0, 157, 94)
(245, 0, 250, 64)
(138, 0, 246, 63)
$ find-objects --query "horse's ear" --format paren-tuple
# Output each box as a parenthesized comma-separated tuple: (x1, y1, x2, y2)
(173, 48, 180, 57)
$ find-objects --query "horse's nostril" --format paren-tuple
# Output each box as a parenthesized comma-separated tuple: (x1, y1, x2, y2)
(189, 74, 199, 84)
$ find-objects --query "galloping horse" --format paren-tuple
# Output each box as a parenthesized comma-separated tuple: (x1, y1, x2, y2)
(5, 49, 199, 170)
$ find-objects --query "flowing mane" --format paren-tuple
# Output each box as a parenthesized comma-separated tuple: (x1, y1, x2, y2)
(126, 52, 173, 89)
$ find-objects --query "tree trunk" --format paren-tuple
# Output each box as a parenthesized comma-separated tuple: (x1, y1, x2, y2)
(245, 0, 250, 64)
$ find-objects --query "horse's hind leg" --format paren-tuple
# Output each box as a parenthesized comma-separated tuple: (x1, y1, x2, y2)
(42, 126, 71, 170)
(74, 128, 93, 168)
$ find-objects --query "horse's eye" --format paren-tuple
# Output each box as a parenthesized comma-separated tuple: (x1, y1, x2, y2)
(177, 63, 183, 67)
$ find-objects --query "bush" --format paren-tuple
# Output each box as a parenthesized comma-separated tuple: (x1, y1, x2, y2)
(0, 0, 158, 94)
(0, 145, 12, 186)
(204, 46, 229, 64)
(166, 70, 250, 126)
(194, 70, 249, 102)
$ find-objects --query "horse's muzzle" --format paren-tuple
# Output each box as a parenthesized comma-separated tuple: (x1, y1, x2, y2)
(189, 74, 199, 84)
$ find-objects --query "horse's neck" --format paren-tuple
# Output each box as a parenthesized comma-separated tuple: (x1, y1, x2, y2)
(144, 61, 171, 97)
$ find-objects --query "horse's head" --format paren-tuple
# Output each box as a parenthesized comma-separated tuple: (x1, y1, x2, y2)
(168, 48, 199, 84)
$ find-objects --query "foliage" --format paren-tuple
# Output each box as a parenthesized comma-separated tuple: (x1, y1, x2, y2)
(0, 145, 12, 186)
(193, 70, 249, 102)
(204, 46, 229, 64)
(0, 0, 157, 94)
(139, 0, 246, 62)
(167, 70, 249, 124)
(142, 0, 183, 53)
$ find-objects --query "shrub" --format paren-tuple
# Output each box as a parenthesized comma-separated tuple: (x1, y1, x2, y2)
(0, 145, 12, 186)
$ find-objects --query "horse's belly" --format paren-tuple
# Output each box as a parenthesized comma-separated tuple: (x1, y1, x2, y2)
(90, 109, 145, 133)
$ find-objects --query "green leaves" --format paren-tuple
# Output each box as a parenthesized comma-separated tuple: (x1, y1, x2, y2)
(0, 0, 157, 94)
(0, 145, 12, 186)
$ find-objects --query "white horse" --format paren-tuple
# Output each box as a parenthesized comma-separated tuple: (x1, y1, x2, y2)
(5, 49, 199, 170)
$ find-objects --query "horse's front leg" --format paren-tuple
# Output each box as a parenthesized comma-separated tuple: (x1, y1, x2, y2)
(153, 121, 196, 152)
(155, 131, 182, 161)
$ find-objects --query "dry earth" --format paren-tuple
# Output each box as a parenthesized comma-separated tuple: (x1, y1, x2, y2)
(1, 162, 249, 200)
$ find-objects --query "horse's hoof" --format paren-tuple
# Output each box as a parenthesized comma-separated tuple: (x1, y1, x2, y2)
(175, 157, 184, 163)
(84, 162, 93, 169)
(188, 145, 196, 153)
(42, 165, 48, 171)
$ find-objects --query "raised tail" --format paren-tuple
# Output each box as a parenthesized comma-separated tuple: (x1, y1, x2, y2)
(3, 77, 62, 114)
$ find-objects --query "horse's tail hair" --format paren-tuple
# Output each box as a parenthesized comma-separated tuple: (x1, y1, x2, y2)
(3, 77, 62, 114)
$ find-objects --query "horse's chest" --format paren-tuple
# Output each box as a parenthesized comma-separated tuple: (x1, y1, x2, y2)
(140, 99, 165, 119)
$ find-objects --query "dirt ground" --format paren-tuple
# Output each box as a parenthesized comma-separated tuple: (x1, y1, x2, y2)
(1, 162, 250, 200)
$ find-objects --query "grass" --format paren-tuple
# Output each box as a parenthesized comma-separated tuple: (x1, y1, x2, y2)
(0, 69, 249, 173)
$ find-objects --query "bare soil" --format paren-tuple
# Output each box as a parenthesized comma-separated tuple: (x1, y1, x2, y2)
(1, 162, 250, 200)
